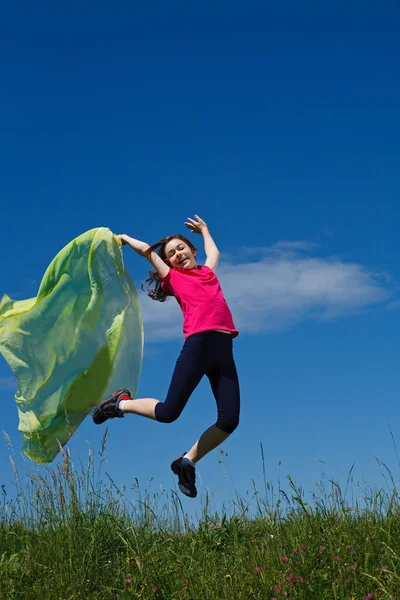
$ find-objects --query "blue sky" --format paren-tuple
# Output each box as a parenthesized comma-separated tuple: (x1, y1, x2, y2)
(1, 2, 400, 516)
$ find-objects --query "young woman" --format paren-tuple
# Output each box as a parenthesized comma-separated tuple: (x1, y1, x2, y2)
(93, 215, 240, 498)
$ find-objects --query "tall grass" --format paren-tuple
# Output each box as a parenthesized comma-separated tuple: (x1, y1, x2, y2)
(1, 431, 399, 599)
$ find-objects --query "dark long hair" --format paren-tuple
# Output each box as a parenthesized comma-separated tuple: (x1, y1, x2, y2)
(141, 234, 197, 302)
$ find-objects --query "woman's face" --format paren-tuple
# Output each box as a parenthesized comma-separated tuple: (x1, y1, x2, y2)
(164, 238, 197, 269)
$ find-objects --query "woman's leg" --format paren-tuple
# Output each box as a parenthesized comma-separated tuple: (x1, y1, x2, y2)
(170, 334, 239, 497)
(185, 346, 240, 463)
(184, 424, 231, 462)
(121, 397, 159, 419)
(123, 333, 208, 422)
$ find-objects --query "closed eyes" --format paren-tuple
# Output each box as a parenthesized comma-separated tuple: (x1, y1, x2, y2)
(168, 245, 185, 257)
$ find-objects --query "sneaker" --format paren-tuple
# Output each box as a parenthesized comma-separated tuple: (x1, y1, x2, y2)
(171, 454, 197, 498)
(92, 389, 131, 425)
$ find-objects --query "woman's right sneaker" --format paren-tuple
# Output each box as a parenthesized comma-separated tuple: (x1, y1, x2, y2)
(171, 454, 197, 498)
(92, 389, 131, 424)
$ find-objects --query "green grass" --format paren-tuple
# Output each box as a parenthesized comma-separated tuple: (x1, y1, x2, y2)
(1, 431, 399, 599)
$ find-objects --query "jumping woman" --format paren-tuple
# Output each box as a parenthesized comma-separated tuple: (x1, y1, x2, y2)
(93, 215, 240, 498)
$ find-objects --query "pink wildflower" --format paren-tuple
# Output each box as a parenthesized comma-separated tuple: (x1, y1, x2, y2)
(253, 566, 262, 573)
(319, 546, 326, 552)
(364, 595, 374, 600)
(124, 578, 131, 585)
(281, 556, 289, 563)
(380, 566, 389, 573)
(152, 588, 159, 594)
(291, 548, 297, 554)
(288, 573, 296, 581)
(300, 544, 310, 552)
(298, 575, 304, 583)
(350, 549, 356, 555)
(334, 555, 340, 562)
(274, 584, 280, 593)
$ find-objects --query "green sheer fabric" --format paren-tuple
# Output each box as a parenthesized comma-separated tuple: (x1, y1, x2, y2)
(0, 228, 143, 462)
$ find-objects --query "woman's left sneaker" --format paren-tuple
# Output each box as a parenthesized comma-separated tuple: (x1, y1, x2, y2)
(92, 389, 131, 424)
(171, 454, 197, 498)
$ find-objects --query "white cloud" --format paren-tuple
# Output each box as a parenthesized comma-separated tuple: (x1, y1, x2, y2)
(139, 242, 392, 341)
(140, 294, 183, 341)
(387, 300, 400, 310)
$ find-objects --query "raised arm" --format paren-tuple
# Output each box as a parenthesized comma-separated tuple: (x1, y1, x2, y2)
(116, 234, 170, 278)
(184, 215, 220, 271)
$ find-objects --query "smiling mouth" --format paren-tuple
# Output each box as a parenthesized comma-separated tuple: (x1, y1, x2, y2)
(178, 258, 189, 266)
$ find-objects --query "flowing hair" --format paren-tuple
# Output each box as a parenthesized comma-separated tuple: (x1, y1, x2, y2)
(141, 234, 197, 302)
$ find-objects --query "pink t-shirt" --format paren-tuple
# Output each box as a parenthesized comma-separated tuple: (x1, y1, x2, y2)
(161, 265, 238, 340)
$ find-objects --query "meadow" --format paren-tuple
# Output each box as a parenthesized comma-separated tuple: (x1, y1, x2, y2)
(1, 431, 399, 600)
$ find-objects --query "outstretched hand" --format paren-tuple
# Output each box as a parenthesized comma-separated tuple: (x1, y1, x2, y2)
(115, 234, 147, 256)
(116, 234, 129, 245)
(185, 215, 208, 234)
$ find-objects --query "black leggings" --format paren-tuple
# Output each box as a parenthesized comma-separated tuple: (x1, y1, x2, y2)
(154, 331, 240, 434)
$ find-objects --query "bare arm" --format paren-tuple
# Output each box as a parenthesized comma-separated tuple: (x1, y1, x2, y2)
(185, 215, 220, 272)
(116, 234, 170, 278)
(201, 228, 221, 271)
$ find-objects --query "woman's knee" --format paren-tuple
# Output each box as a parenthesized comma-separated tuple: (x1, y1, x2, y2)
(154, 402, 182, 424)
(216, 414, 240, 434)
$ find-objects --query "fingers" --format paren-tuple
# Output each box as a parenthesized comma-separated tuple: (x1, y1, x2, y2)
(116, 234, 128, 245)
(184, 223, 201, 234)
(193, 215, 206, 226)
(185, 216, 205, 234)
